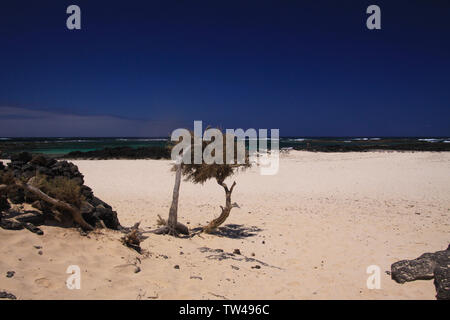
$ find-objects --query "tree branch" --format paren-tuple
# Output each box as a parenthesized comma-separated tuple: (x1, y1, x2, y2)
(15, 180, 94, 230)
(229, 181, 236, 193)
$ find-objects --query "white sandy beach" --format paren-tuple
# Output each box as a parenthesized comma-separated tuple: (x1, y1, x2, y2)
(0, 151, 449, 299)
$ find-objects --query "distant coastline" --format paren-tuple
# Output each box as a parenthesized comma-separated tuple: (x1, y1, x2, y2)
(1, 137, 450, 159)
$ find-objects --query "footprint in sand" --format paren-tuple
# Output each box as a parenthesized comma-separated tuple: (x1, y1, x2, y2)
(35, 277, 53, 288)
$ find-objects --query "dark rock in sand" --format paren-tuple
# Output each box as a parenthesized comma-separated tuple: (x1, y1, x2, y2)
(80, 186, 94, 200)
(233, 249, 241, 255)
(391, 246, 450, 300)
(6, 271, 15, 278)
(85, 205, 120, 230)
(434, 263, 450, 300)
(23, 222, 44, 235)
(391, 257, 435, 283)
(0, 291, 17, 300)
(90, 196, 112, 209)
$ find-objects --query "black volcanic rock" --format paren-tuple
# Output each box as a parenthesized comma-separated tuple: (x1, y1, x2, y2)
(91, 196, 112, 209)
(391, 246, 450, 300)
(0, 153, 122, 231)
(64, 146, 170, 160)
(0, 290, 16, 300)
(10, 152, 32, 163)
(87, 205, 121, 230)
(4, 153, 85, 205)
(80, 186, 94, 201)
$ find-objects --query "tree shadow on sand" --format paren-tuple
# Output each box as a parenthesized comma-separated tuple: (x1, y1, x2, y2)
(192, 224, 262, 239)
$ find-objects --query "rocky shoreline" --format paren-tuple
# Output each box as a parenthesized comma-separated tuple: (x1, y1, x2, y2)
(1, 140, 450, 160)
(293, 142, 450, 152)
(62, 146, 170, 160)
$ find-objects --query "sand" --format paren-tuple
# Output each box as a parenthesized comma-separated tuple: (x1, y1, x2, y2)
(0, 151, 449, 299)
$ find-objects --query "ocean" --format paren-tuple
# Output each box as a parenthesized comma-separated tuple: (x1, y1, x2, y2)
(1, 137, 450, 156)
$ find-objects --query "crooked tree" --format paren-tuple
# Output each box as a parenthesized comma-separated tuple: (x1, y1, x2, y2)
(178, 130, 251, 233)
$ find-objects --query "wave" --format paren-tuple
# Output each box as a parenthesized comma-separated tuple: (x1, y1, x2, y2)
(115, 138, 167, 142)
(418, 138, 442, 143)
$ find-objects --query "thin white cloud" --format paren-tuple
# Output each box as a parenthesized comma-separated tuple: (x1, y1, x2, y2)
(0, 106, 186, 137)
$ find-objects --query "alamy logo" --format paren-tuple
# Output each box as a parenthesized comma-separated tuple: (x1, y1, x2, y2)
(366, 5, 381, 30)
(66, 265, 81, 290)
(171, 121, 280, 175)
(366, 265, 381, 289)
(66, 5, 81, 30)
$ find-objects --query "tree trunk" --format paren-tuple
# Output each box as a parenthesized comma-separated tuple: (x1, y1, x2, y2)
(203, 181, 237, 233)
(153, 214, 189, 235)
(167, 161, 182, 235)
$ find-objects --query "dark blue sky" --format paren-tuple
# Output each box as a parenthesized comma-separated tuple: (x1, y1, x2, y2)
(0, 0, 449, 137)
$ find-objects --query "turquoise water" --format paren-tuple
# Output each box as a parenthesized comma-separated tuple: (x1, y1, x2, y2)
(0, 138, 168, 155)
(0, 137, 448, 155)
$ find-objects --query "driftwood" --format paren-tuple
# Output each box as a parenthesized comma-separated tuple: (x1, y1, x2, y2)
(203, 181, 238, 233)
(0, 210, 45, 235)
(3, 180, 142, 240)
(15, 178, 94, 230)
(121, 222, 143, 253)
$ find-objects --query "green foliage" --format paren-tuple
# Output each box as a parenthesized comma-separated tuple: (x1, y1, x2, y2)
(35, 175, 84, 207)
(173, 129, 251, 185)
